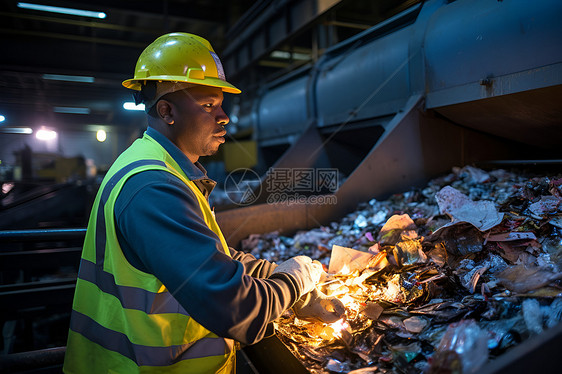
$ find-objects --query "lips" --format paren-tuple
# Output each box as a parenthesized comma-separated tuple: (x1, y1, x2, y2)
(214, 129, 227, 143)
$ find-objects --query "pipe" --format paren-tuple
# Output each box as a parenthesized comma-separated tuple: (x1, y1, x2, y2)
(0, 228, 86, 241)
(0, 347, 66, 372)
(253, 0, 562, 147)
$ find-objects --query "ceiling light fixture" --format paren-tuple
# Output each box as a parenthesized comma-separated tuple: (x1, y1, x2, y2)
(54, 106, 91, 114)
(17, 2, 106, 19)
(43, 74, 95, 83)
(36, 128, 57, 141)
(96, 129, 107, 142)
(270, 50, 310, 61)
(123, 102, 145, 111)
(0, 115, 5, 122)
(0, 127, 33, 134)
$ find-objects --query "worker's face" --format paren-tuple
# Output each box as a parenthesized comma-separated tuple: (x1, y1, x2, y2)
(166, 86, 229, 163)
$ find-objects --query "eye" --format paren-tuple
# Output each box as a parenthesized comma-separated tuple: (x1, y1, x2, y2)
(202, 103, 214, 111)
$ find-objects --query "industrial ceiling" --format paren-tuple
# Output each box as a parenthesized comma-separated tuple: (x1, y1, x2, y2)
(0, 0, 258, 133)
(0, 0, 418, 133)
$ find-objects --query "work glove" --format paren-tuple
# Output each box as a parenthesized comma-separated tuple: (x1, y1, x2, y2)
(272, 256, 323, 296)
(292, 288, 346, 323)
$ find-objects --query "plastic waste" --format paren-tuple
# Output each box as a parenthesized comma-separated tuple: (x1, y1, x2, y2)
(429, 320, 488, 374)
(522, 298, 543, 334)
(545, 297, 562, 328)
(325, 358, 346, 373)
(354, 214, 368, 228)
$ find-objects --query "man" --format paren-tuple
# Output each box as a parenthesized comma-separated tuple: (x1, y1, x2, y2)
(63, 32, 343, 373)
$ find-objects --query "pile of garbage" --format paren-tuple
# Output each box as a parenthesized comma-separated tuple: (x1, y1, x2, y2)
(241, 166, 562, 373)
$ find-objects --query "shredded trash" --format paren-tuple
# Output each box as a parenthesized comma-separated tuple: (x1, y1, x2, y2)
(243, 166, 562, 373)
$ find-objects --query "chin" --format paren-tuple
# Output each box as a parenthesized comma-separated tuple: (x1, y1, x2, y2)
(204, 148, 219, 157)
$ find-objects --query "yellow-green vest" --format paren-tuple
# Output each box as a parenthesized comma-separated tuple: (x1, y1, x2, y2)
(64, 133, 236, 373)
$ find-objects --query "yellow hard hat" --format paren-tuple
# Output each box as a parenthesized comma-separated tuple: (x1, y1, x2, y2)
(122, 32, 240, 94)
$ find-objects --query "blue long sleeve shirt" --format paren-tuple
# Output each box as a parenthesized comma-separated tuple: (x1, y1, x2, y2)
(113, 127, 299, 345)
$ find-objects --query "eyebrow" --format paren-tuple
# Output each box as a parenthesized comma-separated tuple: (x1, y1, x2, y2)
(179, 89, 223, 102)
(191, 92, 221, 100)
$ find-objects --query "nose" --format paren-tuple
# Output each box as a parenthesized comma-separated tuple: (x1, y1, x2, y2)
(217, 106, 229, 126)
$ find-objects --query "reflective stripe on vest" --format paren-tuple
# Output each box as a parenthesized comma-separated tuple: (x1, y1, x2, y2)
(65, 136, 236, 373)
(70, 310, 230, 366)
(95, 159, 165, 266)
(78, 257, 187, 314)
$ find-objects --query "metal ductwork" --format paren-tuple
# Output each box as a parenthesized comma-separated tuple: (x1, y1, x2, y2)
(218, 0, 562, 245)
(250, 0, 561, 147)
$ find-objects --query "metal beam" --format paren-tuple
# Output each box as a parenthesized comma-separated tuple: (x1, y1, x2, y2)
(325, 20, 371, 30)
(0, 28, 146, 48)
(223, 0, 342, 77)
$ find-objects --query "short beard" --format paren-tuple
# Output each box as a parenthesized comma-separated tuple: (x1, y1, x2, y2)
(202, 144, 220, 157)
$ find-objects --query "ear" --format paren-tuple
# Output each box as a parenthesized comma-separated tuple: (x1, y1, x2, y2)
(156, 100, 175, 125)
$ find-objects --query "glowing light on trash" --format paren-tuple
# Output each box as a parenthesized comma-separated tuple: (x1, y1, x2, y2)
(329, 318, 350, 338)
(338, 294, 355, 307)
(339, 264, 351, 275)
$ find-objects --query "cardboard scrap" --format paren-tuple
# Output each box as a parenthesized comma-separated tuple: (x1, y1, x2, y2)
(329, 245, 374, 274)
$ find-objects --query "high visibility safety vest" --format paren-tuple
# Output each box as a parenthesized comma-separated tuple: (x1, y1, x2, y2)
(64, 133, 236, 373)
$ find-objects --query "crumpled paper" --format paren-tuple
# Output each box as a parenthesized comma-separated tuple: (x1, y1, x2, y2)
(377, 214, 418, 245)
(528, 195, 561, 219)
(435, 186, 504, 231)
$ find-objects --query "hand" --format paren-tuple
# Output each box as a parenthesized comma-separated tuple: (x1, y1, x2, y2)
(292, 288, 346, 323)
(272, 256, 323, 296)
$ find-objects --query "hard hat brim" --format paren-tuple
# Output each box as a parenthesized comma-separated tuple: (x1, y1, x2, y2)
(122, 76, 241, 94)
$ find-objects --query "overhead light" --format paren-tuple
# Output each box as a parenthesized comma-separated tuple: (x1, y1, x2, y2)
(17, 2, 106, 19)
(271, 51, 291, 59)
(123, 102, 145, 111)
(43, 74, 95, 83)
(270, 50, 310, 61)
(0, 127, 33, 134)
(36, 128, 57, 141)
(0, 115, 5, 122)
(96, 129, 106, 142)
(54, 106, 91, 114)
